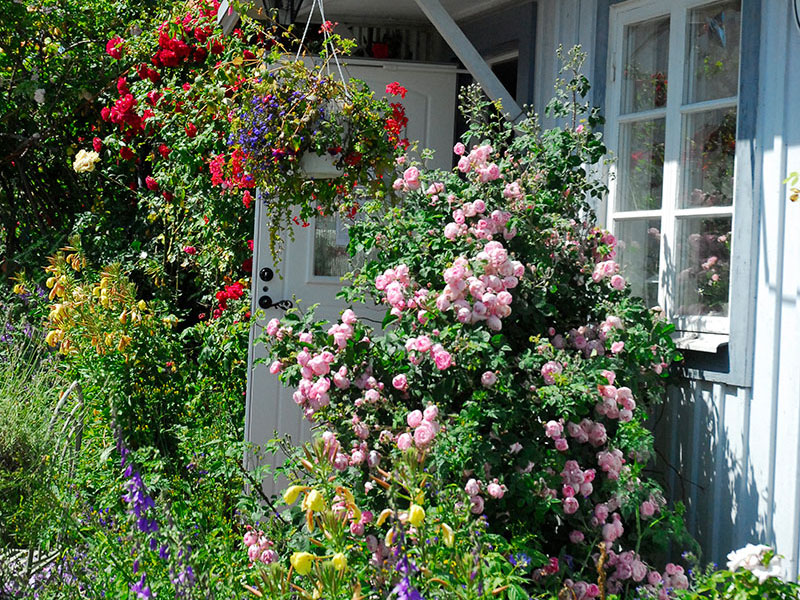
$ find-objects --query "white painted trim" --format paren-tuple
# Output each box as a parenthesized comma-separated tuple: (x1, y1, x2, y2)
(412, 0, 524, 122)
(607, 0, 743, 338)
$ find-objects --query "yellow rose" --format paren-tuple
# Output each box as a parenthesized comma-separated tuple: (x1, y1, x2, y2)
(302, 489, 325, 513)
(283, 485, 305, 505)
(290, 551, 315, 576)
(331, 552, 347, 572)
(408, 504, 425, 528)
(72, 149, 100, 173)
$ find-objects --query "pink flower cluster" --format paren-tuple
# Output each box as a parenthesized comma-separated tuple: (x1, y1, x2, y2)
(443, 200, 516, 242)
(396, 405, 440, 449)
(541, 360, 563, 385)
(331, 490, 375, 535)
(592, 259, 626, 291)
(261, 338, 339, 419)
(560, 460, 595, 515)
(435, 241, 523, 331)
(392, 166, 422, 193)
(596, 382, 636, 422)
(404, 335, 453, 370)
(561, 580, 601, 600)
(375, 264, 429, 319)
(565, 419, 608, 447)
(454, 143, 501, 183)
(327, 309, 357, 349)
(604, 550, 650, 590)
(464, 476, 506, 515)
(243, 526, 277, 565)
(597, 448, 625, 481)
(605, 560, 687, 599)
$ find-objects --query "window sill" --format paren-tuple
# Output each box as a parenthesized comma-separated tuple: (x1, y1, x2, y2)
(671, 331, 729, 353)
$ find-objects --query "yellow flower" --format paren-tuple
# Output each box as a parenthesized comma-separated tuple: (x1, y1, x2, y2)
(290, 551, 315, 576)
(440, 523, 454, 547)
(302, 489, 325, 513)
(331, 552, 347, 572)
(376, 508, 393, 527)
(408, 504, 425, 528)
(283, 485, 305, 505)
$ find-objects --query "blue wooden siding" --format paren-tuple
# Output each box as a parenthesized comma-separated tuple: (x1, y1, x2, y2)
(537, 0, 800, 578)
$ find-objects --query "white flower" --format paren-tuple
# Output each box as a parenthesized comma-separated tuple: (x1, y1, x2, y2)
(72, 149, 100, 173)
(751, 555, 785, 584)
(34, 88, 45, 104)
(726, 543, 785, 583)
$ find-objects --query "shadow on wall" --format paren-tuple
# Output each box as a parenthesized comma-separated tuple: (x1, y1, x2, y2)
(651, 381, 766, 566)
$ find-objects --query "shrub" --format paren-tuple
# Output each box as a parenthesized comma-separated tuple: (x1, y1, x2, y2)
(251, 48, 692, 600)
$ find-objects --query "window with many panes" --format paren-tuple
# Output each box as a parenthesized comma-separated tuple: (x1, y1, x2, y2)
(606, 0, 741, 336)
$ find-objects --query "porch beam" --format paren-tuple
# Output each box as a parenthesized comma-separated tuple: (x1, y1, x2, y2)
(412, 0, 524, 123)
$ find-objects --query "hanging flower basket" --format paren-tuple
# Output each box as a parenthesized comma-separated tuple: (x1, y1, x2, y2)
(220, 28, 410, 257)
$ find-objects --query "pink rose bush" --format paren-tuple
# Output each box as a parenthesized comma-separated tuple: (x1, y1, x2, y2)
(255, 58, 689, 599)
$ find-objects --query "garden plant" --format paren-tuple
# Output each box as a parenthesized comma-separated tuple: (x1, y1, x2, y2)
(1, 0, 798, 598)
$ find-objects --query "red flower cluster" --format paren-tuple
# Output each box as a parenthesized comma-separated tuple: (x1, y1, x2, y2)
(214, 281, 246, 318)
(106, 36, 124, 59)
(100, 77, 144, 138)
(208, 150, 255, 189)
(384, 81, 409, 150)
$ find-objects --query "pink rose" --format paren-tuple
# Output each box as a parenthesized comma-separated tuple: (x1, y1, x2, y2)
(610, 274, 626, 290)
(392, 374, 409, 391)
(397, 433, 413, 450)
(341, 309, 357, 325)
(569, 530, 585, 544)
(453, 142, 466, 155)
(269, 361, 283, 374)
(610, 341, 625, 354)
(481, 371, 497, 387)
(487, 482, 505, 499)
(423, 405, 438, 421)
(414, 422, 435, 446)
(406, 410, 423, 428)
(469, 494, 485, 514)
(464, 478, 480, 496)
(433, 349, 453, 370)
(563, 497, 579, 515)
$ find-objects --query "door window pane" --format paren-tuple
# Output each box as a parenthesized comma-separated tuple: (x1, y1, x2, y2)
(615, 218, 661, 308)
(314, 215, 351, 277)
(617, 118, 666, 211)
(685, 0, 741, 103)
(622, 16, 670, 113)
(674, 216, 731, 317)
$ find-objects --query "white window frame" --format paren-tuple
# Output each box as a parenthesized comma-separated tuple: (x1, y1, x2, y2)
(605, 0, 747, 344)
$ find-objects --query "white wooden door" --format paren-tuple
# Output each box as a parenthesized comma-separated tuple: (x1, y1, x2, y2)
(244, 61, 457, 494)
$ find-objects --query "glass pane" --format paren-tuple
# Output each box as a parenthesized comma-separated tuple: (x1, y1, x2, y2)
(621, 16, 670, 113)
(615, 218, 661, 309)
(617, 118, 665, 211)
(680, 107, 737, 207)
(314, 214, 351, 277)
(674, 216, 732, 317)
(685, 0, 741, 103)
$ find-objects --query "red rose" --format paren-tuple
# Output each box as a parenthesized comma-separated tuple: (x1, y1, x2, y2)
(120, 146, 135, 160)
(162, 191, 174, 202)
(145, 176, 159, 191)
(92, 137, 102, 152)
(106, 36, 123, 59)
(158, 144, 171, 159)
(242, 190, 252, 209)
(117, 77, 130, 96)
(185, 122, 198, 138)
(100, 107, 111, 121)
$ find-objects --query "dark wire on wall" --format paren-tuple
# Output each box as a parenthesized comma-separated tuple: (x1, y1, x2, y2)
(795, 0, 800, 33)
